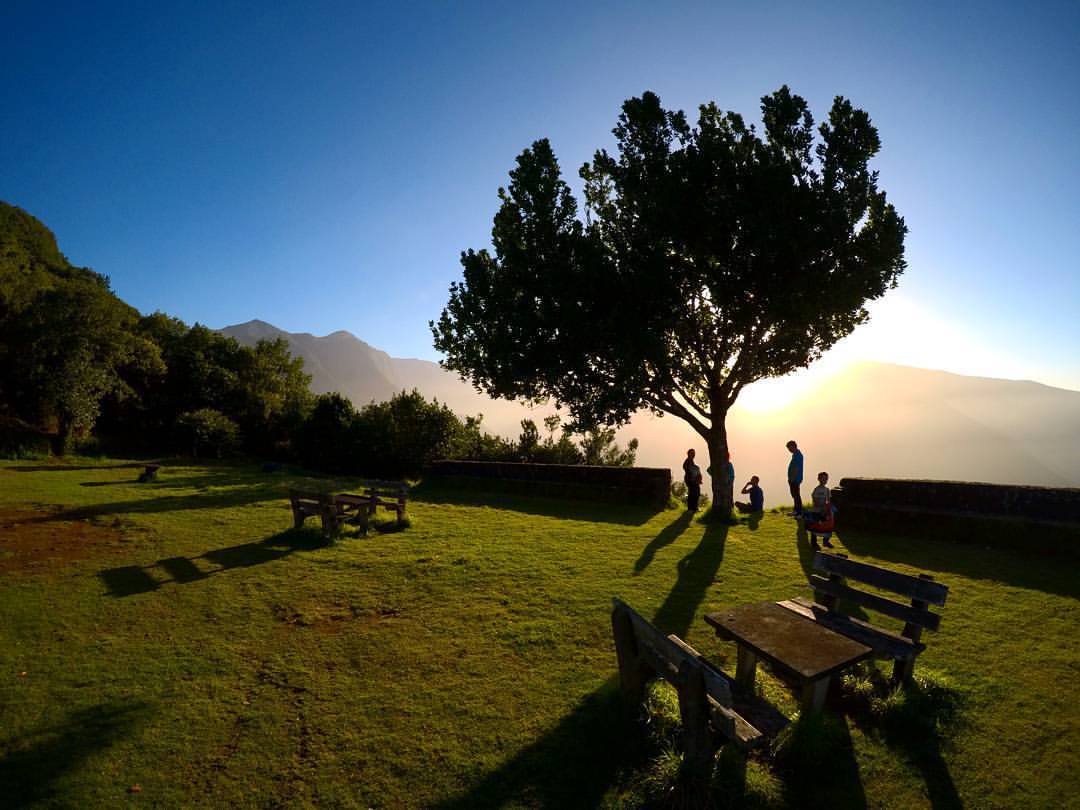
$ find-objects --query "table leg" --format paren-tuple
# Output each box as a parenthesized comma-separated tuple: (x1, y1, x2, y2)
(800, 677, 830, 714)
(735, 646, 758, 690)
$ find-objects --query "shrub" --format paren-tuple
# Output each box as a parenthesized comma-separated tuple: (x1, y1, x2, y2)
(0, 415, 51, 459)
(176, 408, 240, 458)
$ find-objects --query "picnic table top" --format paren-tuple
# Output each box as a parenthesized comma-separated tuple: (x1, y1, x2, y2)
(705, 601, 872, 682)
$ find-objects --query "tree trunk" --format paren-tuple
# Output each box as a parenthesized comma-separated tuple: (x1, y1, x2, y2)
(706, 414, 733, 514)
(52, 413, 74, 456)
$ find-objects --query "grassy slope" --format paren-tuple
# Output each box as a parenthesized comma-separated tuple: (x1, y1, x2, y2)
(0, 459, 1077, 809)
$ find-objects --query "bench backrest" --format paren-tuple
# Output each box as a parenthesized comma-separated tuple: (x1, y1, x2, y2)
(355, 479, 408, 499)
(810, 552, 948, 634)
(289, 489, 333, 504)
(612, 598, 733, 709)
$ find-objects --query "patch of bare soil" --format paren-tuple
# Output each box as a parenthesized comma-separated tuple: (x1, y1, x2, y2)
(0, 508, 126, 575)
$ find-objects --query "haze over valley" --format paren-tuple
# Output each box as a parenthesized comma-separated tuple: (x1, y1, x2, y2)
(222, 320, 1080, 503)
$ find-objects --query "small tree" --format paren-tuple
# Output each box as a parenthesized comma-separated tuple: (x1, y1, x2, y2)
(433, 87, 906, 511)
(177, 408, 240, 458)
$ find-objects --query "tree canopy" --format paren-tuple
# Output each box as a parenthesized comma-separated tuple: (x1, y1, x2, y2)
(433, 87, 907, 509)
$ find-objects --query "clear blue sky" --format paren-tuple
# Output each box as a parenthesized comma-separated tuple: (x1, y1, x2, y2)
(3, 1, 1078, 389)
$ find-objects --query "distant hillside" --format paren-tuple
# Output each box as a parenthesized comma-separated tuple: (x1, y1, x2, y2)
(220, 320, 1080, 499)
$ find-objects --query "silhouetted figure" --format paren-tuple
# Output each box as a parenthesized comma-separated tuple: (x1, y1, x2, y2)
(786, 440, 804, 516)
(805, 471, 831, 522)
(735, 475, 764, 514)
(803, 471, 835, 548)
(682, 449, 702, 512)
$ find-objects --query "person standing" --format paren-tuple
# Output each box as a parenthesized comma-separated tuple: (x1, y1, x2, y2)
(682, 449, 702, 512)
(786, 440, 804, 516)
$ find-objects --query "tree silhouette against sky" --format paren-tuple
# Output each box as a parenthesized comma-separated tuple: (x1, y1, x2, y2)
(434, 87, 906, 511)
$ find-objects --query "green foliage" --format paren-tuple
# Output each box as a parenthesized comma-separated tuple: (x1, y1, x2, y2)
(294, 392, 358, 472)
(0, 415, 50, 459)
(433, 89, 906, 509)
(176, 408, 240, 458)
(0, 202, 163, 453)
(357, 390, 461, 478)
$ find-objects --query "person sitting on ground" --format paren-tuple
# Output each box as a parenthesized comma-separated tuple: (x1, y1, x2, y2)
(735, 475, 764, 514)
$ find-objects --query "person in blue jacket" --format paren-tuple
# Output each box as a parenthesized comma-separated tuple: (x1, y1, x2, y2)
(786, 440, 804, 516)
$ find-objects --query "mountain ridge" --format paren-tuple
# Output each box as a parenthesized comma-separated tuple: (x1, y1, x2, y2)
(218, 319, 1080, 496)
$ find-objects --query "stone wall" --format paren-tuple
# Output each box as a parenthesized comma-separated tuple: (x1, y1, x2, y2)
(832, 477, 1080, 554)
(427, 460, 672, 508)
(834, 478, 1080, 522)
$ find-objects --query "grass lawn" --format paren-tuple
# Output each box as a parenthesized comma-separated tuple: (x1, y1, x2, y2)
(1, 458, 1077, 809)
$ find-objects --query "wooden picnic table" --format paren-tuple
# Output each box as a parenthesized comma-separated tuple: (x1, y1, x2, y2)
(705, 601, 872, 714)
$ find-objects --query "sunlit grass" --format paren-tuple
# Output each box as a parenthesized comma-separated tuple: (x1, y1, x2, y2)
(0, 458, 1077, 808)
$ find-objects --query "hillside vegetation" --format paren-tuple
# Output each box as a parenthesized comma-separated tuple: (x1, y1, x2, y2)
(1, 458, 1076, 808)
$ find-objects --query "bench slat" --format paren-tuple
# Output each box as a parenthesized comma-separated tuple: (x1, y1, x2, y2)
(809, 575, 942, 631)
(776, 597, 924, 661)
(612, 599, 766, 748)
(813, 553, 948, 605)
(623, 610, 734, 707)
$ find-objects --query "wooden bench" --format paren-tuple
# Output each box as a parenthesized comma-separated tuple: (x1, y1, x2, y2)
(289, 490, 339, 534)
(137, 464, 161, 483)
(345, 480, 408, 527)
(776, 552, 949, 684)
(289, 483, 408, 536)
(611, 598, 776, 773)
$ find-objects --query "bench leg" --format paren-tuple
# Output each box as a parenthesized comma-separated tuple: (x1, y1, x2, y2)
(677, 661, 714, 774)
(892, 657, 916, 685)
(800, 677, 830, 714)
(735, 646, 758, 690)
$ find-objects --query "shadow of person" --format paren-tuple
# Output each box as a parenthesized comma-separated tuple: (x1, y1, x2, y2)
(633, 510, 693, 573)
(651, 523, 729, 639)
(431, 676, 648, 810)
(774, 712, 869, 810)
(846, 672, 964, 810)
(746, 510, 763, 532)
(0, 701, 148, 806)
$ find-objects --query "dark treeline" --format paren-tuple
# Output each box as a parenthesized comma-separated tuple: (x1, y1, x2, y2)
(0, 201, 636, 475)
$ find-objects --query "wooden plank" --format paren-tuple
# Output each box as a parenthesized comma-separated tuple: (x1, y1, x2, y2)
(612, 599, 768, 746)
(666, 635, 734, 708)
(808, 575, 942, 631)
(812, 553, 948, 605)
(776, 598, 923, 661)
(709, 697, 765, 748)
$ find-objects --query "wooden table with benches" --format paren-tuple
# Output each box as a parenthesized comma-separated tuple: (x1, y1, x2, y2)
(289, 480, 409, 536)
(706, 601, 872, 714)
(777, 551, 949, 684)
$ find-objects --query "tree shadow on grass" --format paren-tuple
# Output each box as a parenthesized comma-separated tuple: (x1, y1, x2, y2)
(100, 529, 329, 597)
(5, 463, 147, 472)
(0, 700, 148, 806)
(410, 481, 660, 526)
(28, 484, 285, 525)
(432, 676, 649, 810)
(771, 711, 868, 810)
(652, 522, 729, 638)
(634, 510, 694, 573)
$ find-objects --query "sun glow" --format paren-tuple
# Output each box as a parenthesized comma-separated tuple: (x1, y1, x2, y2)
(735, 368, 834, 413)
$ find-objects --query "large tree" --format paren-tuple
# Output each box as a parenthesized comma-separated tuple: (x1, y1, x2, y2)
(433, 88, 906, 511)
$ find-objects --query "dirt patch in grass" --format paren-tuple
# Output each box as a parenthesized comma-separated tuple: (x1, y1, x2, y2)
(0, 508, 125, 575)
